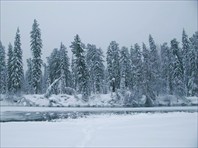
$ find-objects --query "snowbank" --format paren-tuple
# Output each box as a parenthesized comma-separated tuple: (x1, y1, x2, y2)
(187, 96, 198, 105)
(0, 93, 197, 107)
(156, 95, 191, 106)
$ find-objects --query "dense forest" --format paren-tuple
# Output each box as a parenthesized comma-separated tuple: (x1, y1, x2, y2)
(0, 19, 198, 106)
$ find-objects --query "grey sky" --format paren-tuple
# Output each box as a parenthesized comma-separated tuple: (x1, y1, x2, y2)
(1, 1, 197, 69)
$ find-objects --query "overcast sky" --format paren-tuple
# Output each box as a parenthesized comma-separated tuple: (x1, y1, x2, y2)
(1, 1, 197, 69)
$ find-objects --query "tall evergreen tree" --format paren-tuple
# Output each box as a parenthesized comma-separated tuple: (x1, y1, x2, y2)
(160, 42, 174, 95)
(59, 42, 71, 90)
(30, 19, 43, 94)
(129, 46, 135, 90)
(171, 38, 185, 97)
(132, 43, 142, 91)
(7, 43, 14, 93)
(47, 48, 61, 94)
(182, 29, 191, 96)
(120, 46, 131, 89)
(189, 31, 198, 96)
(70, 35, 90, 100)
(149, 35, 160, 98)
(142, 43, 154, 106)
(106, 41, 120, 92)
(0, 41, 6, 94)
(12, 28, 24, 94)
(142, 43, 150, 95)
(86, 44, 105, 94)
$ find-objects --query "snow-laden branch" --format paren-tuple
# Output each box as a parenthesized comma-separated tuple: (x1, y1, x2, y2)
(44, 77, 62, 98)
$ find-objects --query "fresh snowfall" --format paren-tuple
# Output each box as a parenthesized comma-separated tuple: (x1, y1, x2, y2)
(0, 19, 198, 147)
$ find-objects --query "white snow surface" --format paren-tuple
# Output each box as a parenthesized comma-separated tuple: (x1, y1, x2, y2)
(1, 112, 197, 147)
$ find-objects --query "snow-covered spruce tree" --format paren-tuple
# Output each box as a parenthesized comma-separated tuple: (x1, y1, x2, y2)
(86, 44, 105, 94)
(142, 43, 151, 95)
(91, 47, 105, 94)
(7, 43, 14, 94)
(182, 29, 191, 96)
(171, 38, 185, 97)
(120, 46, 131, 89)
(12, 28, 24, 94)
(59, 42, 71, 92)
(129, 46, 135, 90)
(106, 41, 120, 92)
(71, 55, 77, 90)
(41, 63, 49, 94)
(47, 48, 61, 94)
(160, 42, 174, 95)
(160, 43, 169, 94)
(0, 41, 6, 94)
(189, 31, 198, 96)
(70, 35, 90, 100)
(129, 43, 143, 104)
(30, 19, 43, 94)
(132, 43, 142, 90)
(25, 58, 33, 94)
(86, 44, 96, 93)
(142, 43, 154, 107)
(148, 35, 160, 98)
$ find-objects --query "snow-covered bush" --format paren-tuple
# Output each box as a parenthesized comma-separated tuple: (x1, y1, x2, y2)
(64, 87, 76, 95)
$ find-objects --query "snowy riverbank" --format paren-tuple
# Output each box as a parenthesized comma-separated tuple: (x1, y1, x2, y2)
(1, 93, 198, 107)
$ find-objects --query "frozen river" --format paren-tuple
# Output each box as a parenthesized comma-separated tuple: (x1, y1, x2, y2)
(0, 106, 197, 122)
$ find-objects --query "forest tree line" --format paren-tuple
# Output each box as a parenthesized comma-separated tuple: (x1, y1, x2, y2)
(0, 19, 198, 102)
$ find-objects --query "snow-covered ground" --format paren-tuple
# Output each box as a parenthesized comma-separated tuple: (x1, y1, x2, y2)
(1, 112, 197, 147)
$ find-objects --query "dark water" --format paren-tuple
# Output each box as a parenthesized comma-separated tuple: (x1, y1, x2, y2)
(1, 107, 197, 122)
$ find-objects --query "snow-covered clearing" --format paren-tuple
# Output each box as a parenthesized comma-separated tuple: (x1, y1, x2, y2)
(1, 112, 197, 147)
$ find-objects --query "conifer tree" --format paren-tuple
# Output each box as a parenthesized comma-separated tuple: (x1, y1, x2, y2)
(86, 44, 105, 93)
(47, 48, 61, 94)
(42, 63, 49, 93)
(0, 41, 6, 94)
(171, 38, 185, 97)
(132, 43, 142, 90)
(59, 42, 71, 91)
(182, 29, 191, 96)
(129, 46, 135, 90)
(189, 31, 198, 96)
(7, 43, 14, 93)
(106, 41, 120, 91)
(30, 19, 43, 94)
(160, 42, 174, 95)
(142, 43, 154, 106)
(70, 35, 90, 100)
(12, 28, 24, 94)
(71, 55, 78, 90)
(120, 46, 131, 89)
(149, 35, 160, 98)
(142, 43, 151, 95)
